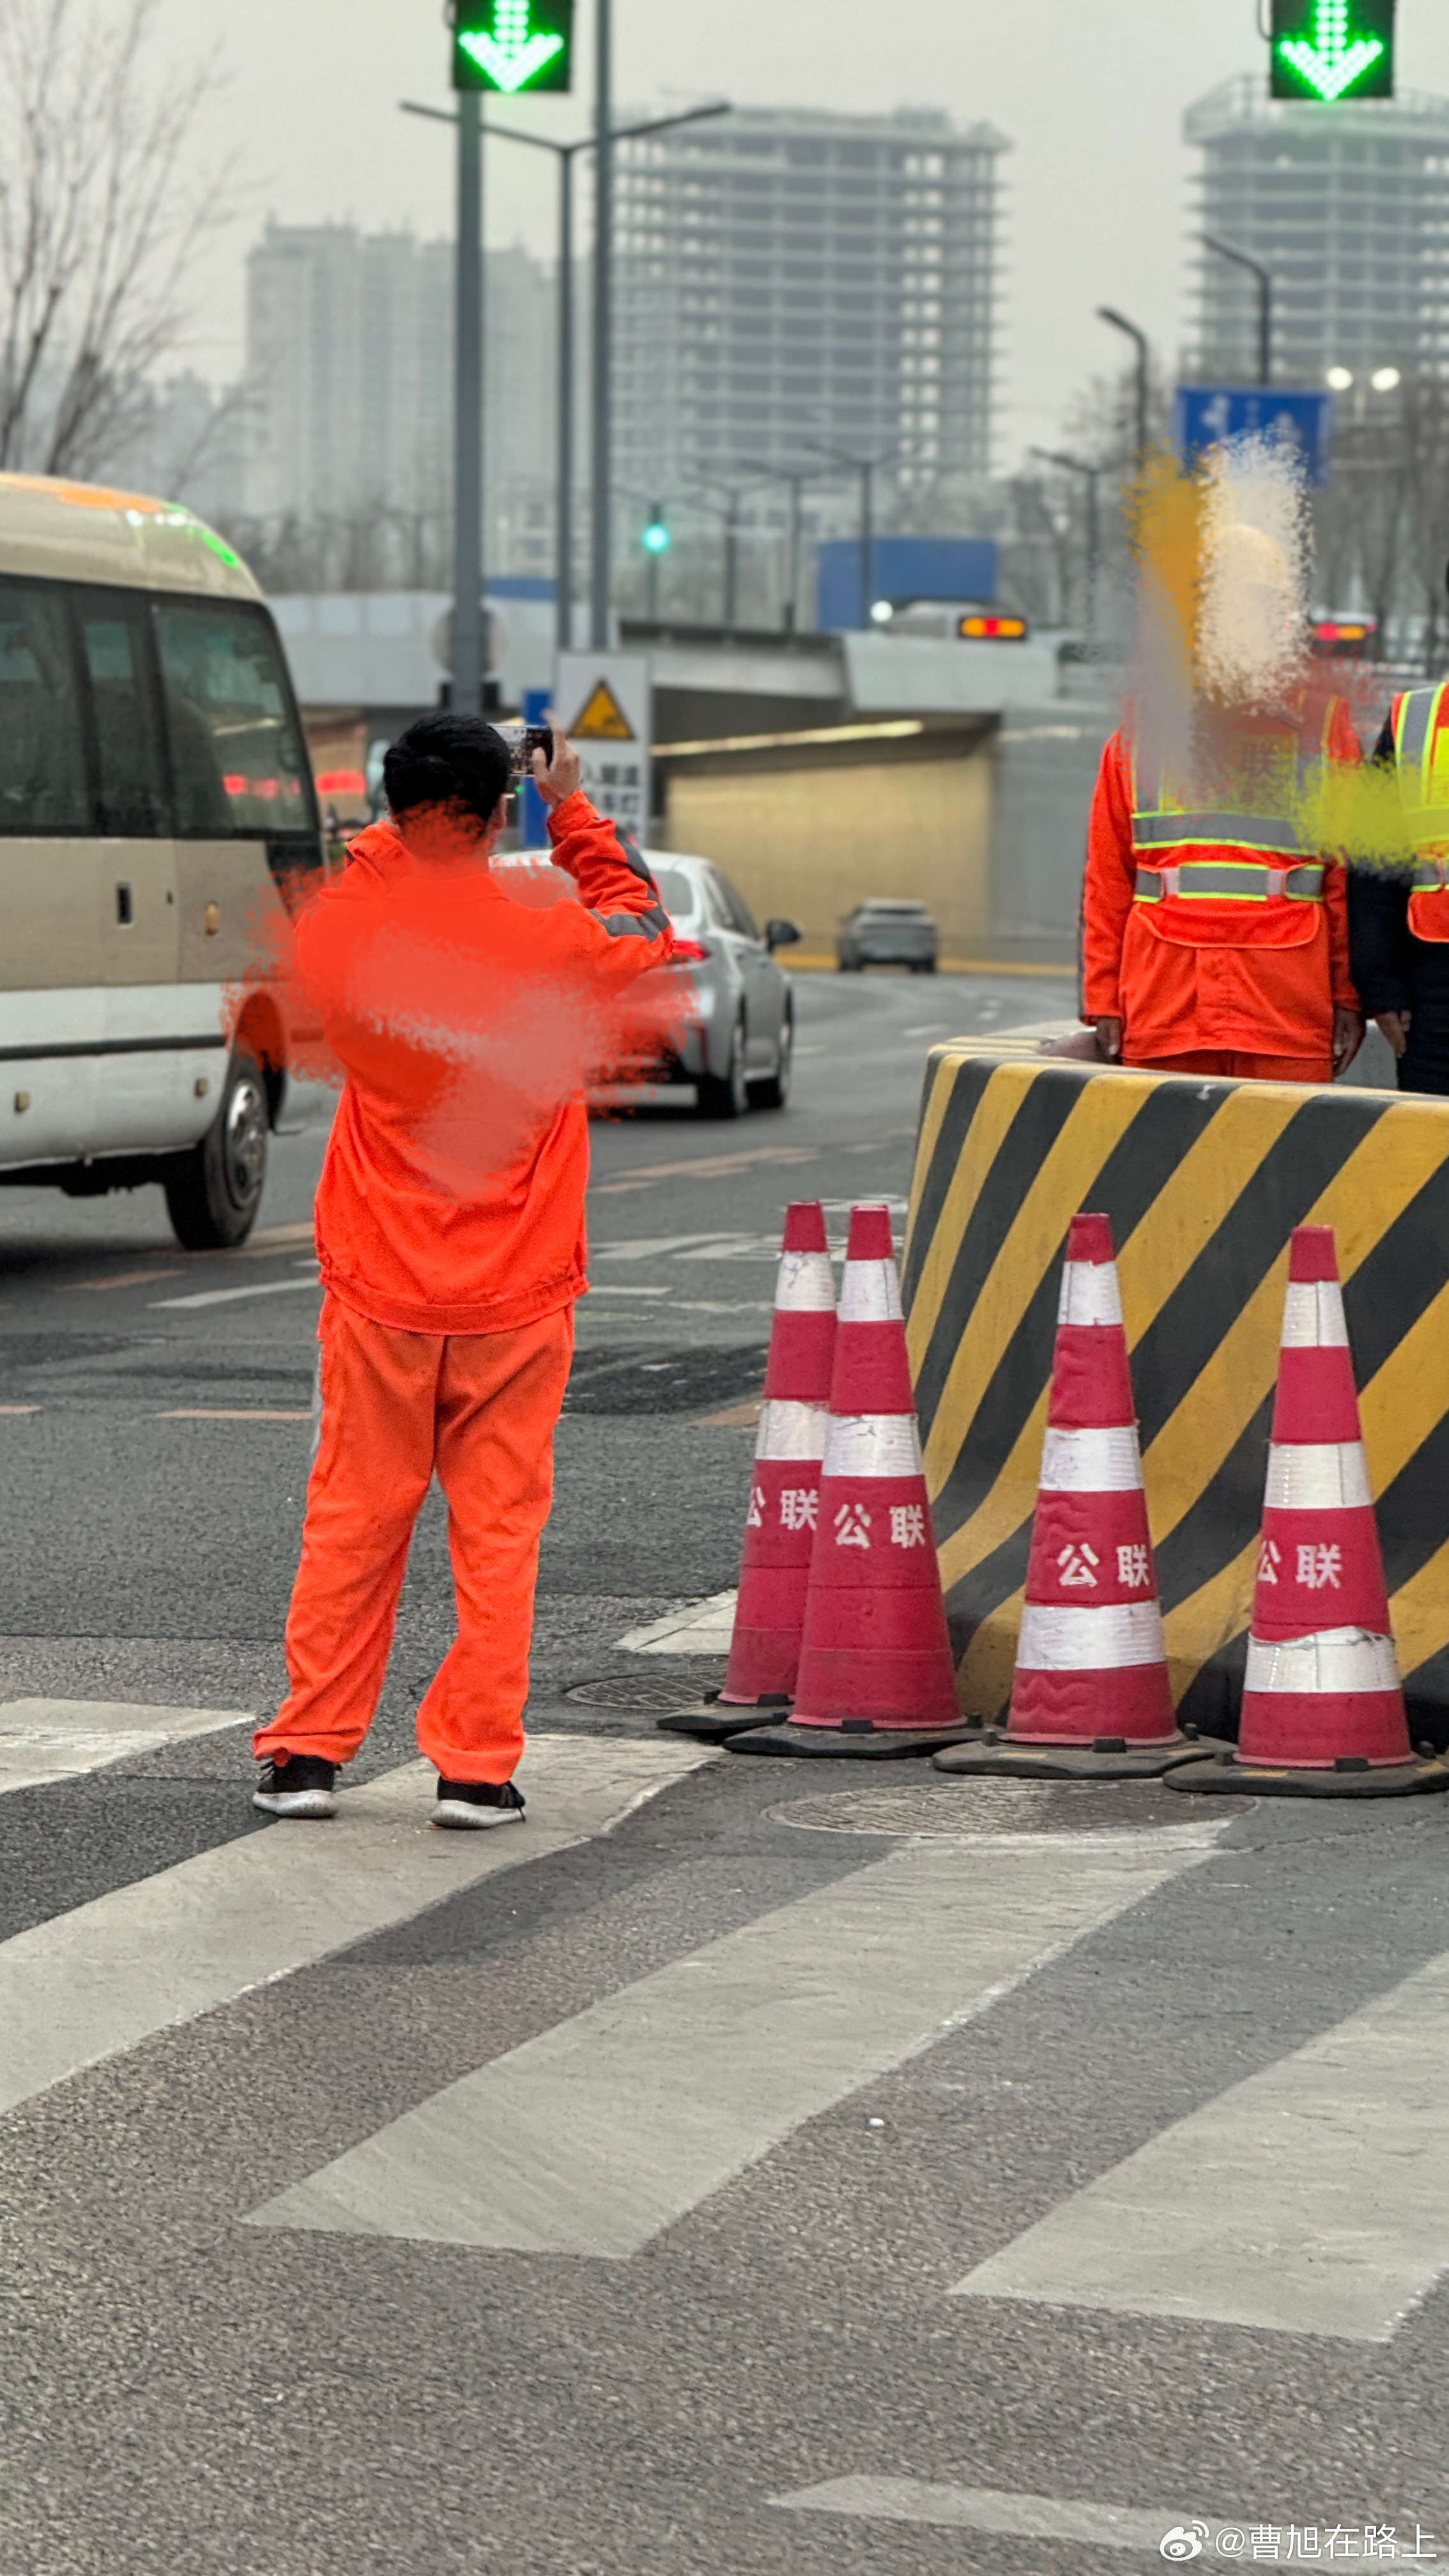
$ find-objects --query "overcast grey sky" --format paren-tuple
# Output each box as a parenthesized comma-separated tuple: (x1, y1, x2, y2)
(155, 0, 1449, 467)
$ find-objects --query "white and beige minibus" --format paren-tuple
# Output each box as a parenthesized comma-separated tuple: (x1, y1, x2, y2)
(0, 471, 324, 1246)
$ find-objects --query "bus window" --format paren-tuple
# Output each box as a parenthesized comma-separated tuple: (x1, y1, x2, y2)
(77, 597, 170, 837)
(0, 576, 89, 834)
(155, 598, 312, 837)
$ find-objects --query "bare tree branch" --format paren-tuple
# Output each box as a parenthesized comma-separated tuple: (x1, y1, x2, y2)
(0, 0, 238, 477)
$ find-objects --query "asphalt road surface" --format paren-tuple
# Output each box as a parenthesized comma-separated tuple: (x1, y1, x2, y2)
(3, 965, 1447, 2576)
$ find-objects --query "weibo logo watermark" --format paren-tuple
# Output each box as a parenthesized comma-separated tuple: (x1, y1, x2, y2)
(1160, 2531, 1209, 2564)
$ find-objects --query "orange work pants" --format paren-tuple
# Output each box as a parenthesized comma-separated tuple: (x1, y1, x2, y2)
(1125, 1049, 1333, 1084)
(254, 1292, 574, 1782)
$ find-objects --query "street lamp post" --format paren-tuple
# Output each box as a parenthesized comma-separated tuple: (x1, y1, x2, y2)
(1031, 447, 1102, 648)
(737, 457, 843, 632)
(1097, 307, 1151, 477)
(801, 438, 903, 628)
(1202, 233, 1273, 386)
(404, 99, 728, 660)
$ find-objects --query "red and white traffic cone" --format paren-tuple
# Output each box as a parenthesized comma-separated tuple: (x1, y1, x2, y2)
(937, 1211, 1215, 1779)
(1172, 1224, 1448, 1800)
(661, 1202, 836, 1742)
(728, 1204, 969, 1758)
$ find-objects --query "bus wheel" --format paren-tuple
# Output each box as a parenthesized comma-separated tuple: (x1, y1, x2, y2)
(165, 1046, 268, 1250)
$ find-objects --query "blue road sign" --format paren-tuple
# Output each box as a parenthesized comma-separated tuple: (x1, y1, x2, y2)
(1175, 386, 1335, 488)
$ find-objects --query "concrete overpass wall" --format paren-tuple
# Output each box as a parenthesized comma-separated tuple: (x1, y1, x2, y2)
(659, 737, 995, 962)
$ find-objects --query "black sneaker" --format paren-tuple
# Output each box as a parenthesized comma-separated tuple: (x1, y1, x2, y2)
(433, 1776, 526, 1831)
(252, 1754, 338, 1820)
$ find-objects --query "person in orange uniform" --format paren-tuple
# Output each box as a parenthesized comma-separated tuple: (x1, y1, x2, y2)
(252, 712, 675, 1827)
(1081, 523, 1364, 1084)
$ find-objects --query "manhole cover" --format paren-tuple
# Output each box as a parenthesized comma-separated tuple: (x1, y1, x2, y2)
(772, 1781, 1204, 1837)
(564, 1670, 725, 1713)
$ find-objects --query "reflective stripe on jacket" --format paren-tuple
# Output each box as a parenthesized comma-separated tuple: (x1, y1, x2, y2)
(1129, 705, 1336, 947)
(1393, 684, 1449, 945)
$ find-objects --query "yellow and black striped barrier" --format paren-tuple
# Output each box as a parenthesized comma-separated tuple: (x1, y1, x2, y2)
(902, 1045, 1449, 1745)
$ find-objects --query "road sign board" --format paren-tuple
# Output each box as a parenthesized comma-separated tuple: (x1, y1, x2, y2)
(454, 0, 574, 95)
(1270, 0, 1394, 101)
(556, 652, 652, 843)
(1175, 385, 1335, 489)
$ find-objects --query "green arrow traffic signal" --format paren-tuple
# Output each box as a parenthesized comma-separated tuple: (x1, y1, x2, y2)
(1270, 0, 1394, 101)
(453, 0, 574, 94)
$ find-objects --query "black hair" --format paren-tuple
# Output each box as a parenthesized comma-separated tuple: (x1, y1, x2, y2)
(383, 711, 512, 829)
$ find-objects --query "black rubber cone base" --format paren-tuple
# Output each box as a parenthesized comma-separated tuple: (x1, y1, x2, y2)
(933, 1729, 1230, 1781)
(657, 1691, 790, 1744)
(725, 1719, 979, 1760)
(1168, 1750, 1449, 1799)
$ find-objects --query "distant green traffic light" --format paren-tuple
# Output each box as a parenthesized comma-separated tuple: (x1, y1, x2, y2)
(453, 0, 574, 95)
(1270, 0, 1394, 101)
(641, 513, 671, 556)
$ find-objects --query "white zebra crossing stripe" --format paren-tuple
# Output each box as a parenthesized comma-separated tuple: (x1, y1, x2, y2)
(0, 1736, 706, 2120)
(243, 1830, 1218, 2258)
(770, 2479, 1244, 2556)
(0, 1699, 253, 1796)
(951, 1947, 1449, 2343)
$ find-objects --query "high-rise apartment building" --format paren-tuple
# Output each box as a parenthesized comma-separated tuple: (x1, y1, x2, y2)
(1185, 76, 1449, 387)
(613, 106, 1008, 513)
(241, 222, 555, 576)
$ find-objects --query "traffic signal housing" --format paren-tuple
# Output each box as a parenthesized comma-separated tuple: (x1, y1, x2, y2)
(1270, 0, 1395, 102)
(641, 510, 671, 557)
(453, 0, 574, 95)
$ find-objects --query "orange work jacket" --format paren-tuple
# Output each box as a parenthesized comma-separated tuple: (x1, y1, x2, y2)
(1081, 703, 1360, 1062)
(295, 792, 675, 1335)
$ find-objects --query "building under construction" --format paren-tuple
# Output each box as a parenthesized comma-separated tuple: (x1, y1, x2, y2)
(613, 105, 1009, 529)
(1186, 75, 1449, 387)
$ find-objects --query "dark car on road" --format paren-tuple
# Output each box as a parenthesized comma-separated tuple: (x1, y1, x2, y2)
(836, 900, 940, 973)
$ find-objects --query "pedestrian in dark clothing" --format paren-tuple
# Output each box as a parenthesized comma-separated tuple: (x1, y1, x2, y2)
(1347, 568, 1449, 1094)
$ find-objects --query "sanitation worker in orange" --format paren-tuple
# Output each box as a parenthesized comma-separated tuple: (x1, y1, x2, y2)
(251, 712, 675, 1826)
(1081, 521, 1364, 1083)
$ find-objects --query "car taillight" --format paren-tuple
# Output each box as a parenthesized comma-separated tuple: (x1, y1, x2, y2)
(666, 938, 711, 963)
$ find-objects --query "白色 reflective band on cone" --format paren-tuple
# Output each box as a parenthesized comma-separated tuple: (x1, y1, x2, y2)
(1015, 1602, 1168, 1672)
(775, 1252, 836, 1314)
(1263, 1441, 1372, 1510)
(755, 1400, 831, 1462)
(1280, 1280, 1349, 1350)
(838, 1262, 903, 1326)
(1056, 1263, 1124, 1328)
(1038, 1425, 1144, 1493)
(821, 1414, 924, 1478)
(1245, 1629, 1401, 1695)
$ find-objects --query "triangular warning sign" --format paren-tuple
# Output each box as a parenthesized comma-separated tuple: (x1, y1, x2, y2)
(572, 678, 634, 740)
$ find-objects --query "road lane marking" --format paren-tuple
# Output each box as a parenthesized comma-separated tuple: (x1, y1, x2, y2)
(594, 1234, 747, 1260)
(0, 1404, 39, 1414)
(150, 1278, 322, 1310)
(74, 1268, 183, 1292)
(0, 1699, 253, 1796)
(952, 1947, 1449, 2343)
(243, 1832, 1216, 2258)
(592, 1144, 820, 1196)
(770, 2480, 1244, 2556)
(0, 1735, 706, 2120)
(157, 1409, 311, 1422)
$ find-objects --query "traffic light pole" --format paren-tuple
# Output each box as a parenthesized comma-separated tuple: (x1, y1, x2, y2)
(589, 0, 613, 651)
(453, 89, 485, 712)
